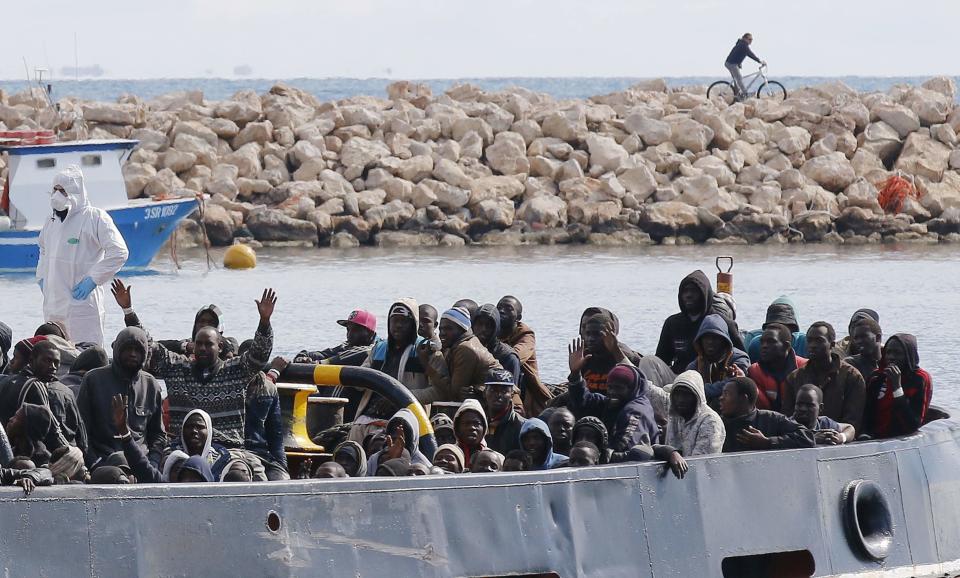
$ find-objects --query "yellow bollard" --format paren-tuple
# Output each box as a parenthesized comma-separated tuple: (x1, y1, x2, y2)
(223, 244, 257, 270)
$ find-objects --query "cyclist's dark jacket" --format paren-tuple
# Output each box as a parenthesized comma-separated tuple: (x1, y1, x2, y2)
(726, 39, 760, 66)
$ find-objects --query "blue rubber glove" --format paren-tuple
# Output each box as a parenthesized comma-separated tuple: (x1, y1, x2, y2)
(71, 277, 97, 300)
(37, 278, 44, 293)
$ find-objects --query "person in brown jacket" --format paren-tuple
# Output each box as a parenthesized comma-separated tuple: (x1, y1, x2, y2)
(497, 296, 553, 415)
(781, 322, 866, 433)
(424, 307, 501, 403)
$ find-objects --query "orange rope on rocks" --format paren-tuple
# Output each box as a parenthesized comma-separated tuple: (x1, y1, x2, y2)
(877, 174, 921, 214)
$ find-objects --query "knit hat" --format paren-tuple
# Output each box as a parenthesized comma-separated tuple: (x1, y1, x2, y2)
(441, 307, 472, 331)
(433, 444, 465, 472)
(430, 412, 454, 434)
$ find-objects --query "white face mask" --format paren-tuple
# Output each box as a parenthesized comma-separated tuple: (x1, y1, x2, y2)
(50, 191, 69, 212)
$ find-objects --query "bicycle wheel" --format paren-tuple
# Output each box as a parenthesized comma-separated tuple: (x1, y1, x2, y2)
(707, 81, 735, 105)
(756, 80, 787, 101)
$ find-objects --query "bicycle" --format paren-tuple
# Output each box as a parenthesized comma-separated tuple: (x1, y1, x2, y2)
(707, 64, 787, 104)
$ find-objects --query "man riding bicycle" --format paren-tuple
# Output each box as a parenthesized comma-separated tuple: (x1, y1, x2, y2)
(725, 33, 766, 100)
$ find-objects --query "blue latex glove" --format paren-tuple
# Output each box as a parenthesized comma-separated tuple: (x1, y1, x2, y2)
(37, 278, 44, 293)
(71, 277, 97, 300)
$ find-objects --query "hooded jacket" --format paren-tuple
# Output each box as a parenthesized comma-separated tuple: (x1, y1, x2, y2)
(567, 363, 660, 453)
(0, 367, 87, 452)
(782, 352, 866, 433)
(665, 370, 726, 456)
(519, 418, 568, 470)
(77, 327, 166, 467)
(177, 455, 215, 482)
(333, 441, 368, 477)
(475, 304, 521, 385)
(722, 409, 815, 452)
(745, 296, 808, 361)
(686, 314, 751, 402)
(60, 345, 109, 397)
(657, 271, 745, 374)
(36, 165, 129, 347)
(376, 456, 411, 476)
(153, 409, 230, 483)
(366, 408, 432, 475)
(572, 416, 611, 464)
(15, 403, 67, 465)
(358, 299, 430, 417)
(454, 398, 488, 467)
(862, 334, 932, 438)
(501, 321, 553, 417)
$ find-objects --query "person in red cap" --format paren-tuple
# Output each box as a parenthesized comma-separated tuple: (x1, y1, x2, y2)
(294, 309, 381, 422)
(294, 309, 380, 367)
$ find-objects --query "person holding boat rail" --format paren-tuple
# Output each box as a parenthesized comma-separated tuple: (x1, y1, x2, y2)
(37, 165, 128, 348)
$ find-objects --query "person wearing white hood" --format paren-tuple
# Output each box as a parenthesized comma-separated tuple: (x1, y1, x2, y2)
(664, 370, 726, 456)
(36, 165, 128, 347)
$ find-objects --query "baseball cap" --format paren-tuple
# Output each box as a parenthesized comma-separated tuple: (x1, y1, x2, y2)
(337, 309, 376, 333)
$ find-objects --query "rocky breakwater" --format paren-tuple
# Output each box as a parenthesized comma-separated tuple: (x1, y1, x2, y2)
(4, 77, 960, 248)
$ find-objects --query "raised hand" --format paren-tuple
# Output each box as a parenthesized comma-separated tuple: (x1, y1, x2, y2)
(111, 394, 130, 436)
(384, 430, 405, 460)
(256, 288, 277, 323)
(568, 338, 593, 375)
(601, 329, 624, 362)
(111, 279, 133, 309)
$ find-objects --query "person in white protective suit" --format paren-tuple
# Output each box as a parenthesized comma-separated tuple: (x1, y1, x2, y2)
(36, 165, 128, 347)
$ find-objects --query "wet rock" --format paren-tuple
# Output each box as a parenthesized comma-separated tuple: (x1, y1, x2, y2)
(638, 201, 704, 240)
(517, 195, 567, 228)
(247, 209, 318, 243)
(201, 204, 236, 246)
(791, 211, 834, 242)
(375, 231, 439, 247)
(330, 231, 360, 248)
(587, 229, 655, 246)
(728, 213, 787, 243)
(473, 198, 515, 228)
(836, 206, 883, 236)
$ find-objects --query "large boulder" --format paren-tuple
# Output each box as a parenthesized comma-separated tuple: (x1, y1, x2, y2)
(340, 138, 391, 170)
(222, 143, 262, 179)
(163, 150, 197, 173)
(469, 175, 525, 204)
(676, 174, 720, 206)
(872, 103, 921, 137)
(637, 201, 705, 240)
(82, 102, 145, 125)
(791, 211, 834, 242)
(922, 76, 957, 101)
(247, 209, 318, 243)
(772, 125, 812, 155)
(858, 121, 902, 163)
(122, 163, 156, 199)
(895, 132, 951, 181)
(670, 118, 714, 153)
(585, 134, 629, 173)
(433, 158, 472, 188)
(800, 152, 857, 192)
(172, 133, 218, 167)
(517, 195, 568, 228)
(474, 198, 516, 228)
(618, 165, 658, 201)
(541, 110, 587, 142)
(728, 213, 788, 243)
(623, 114, 672, 146)
(902, 88, 951, 126)
(201, 204, 236, 246)
(485, 132, 529, 175)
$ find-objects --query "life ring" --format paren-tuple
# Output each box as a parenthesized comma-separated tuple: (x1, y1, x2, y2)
(843, 479, 893, 561)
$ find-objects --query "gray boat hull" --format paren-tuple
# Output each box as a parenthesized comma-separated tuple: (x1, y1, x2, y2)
(3, 416, 960, 577)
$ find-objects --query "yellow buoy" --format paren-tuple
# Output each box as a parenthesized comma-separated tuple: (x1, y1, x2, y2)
(223, 244, 257, 270)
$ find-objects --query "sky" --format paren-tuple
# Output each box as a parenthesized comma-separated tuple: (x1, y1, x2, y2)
(3, 0, 958, 80)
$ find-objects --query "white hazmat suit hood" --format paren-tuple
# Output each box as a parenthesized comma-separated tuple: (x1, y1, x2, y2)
(37, 165, 129, 347)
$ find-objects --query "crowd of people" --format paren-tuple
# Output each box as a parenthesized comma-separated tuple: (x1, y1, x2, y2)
(0, 268, 934, 494)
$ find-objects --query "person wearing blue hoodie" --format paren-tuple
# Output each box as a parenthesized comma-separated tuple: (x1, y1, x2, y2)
(745, 296, 808, 362)
(519, 418, 567, 470)
(687, 314, 751, 405)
